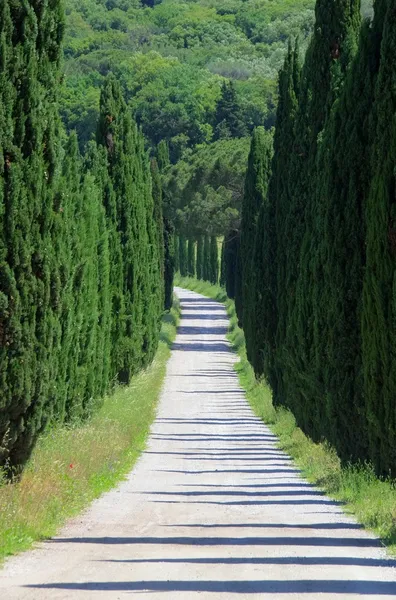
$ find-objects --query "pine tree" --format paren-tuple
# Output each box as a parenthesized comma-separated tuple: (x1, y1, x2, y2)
(214, 81, 247, 140)
(209, 236, 219, 284)
(196, 235, 204, 280)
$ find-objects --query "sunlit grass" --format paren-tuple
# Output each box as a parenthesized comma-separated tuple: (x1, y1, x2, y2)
(177, 275, 396, 554)
(0, 300, 180, 563)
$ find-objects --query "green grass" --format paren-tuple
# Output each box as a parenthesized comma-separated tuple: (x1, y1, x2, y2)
(0, 299, 180, 563)
(176, 275, 396, 554)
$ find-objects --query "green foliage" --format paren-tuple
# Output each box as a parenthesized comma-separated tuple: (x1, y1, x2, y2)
(235, 0, 396, 477)
(164, 137, 250, 236)
(187, 238, 196, 277)
(203, 235, 211, 281)
(209, 236, 219, 284)
(0, 8, 164, 471)
(196, 235, 204, 280)
(178, 235, 188, 276)
(240, 128, 273, 378)
(235, 127, 272, 328)
(62, 0, 317, 150)
(214, 80, 247, 140)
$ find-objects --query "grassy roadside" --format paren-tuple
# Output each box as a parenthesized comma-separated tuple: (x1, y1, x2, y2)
(0, 299, 180, 563)
(176, 275, 396, 554)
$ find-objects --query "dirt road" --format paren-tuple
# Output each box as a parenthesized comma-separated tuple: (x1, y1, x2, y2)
(1, 288, 395, 598)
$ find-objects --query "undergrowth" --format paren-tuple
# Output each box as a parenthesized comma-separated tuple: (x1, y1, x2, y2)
(0, 299, 180, 563)
(176, 275, 396, 554)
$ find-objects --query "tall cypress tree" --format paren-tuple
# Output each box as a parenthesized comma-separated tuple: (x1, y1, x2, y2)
(97, 74, 162, 381)
(196, 235, 204, 280)
(203, 235, 211, 281)
(242, 129, 273, 380)
(157, 140, 170, 172)
(0, 0, 65, 468)
(163, 217, 175, 310)
(187, 238, 196, 277)
(209, 236, 219, 285)
(223, 229, 239, 299)
(174, 235, 180, 272)
(361, 0, 396, 475)
(179, 235, 188, 277)
(235, 127, 272, 329)
(281, 0, 361, 435)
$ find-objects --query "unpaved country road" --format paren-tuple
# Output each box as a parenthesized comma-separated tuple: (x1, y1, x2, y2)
(1, 287, 396, 599)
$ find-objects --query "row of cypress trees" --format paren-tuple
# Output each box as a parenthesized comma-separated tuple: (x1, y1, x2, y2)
(0, 1, 172, 470)
(233, 0, 396, 476)
(175, 235, 219, 284)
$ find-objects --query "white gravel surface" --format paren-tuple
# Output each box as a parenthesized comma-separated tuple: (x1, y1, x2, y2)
(1, 287, 396, 599)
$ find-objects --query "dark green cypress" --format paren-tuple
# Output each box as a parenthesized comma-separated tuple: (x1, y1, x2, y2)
(223, 229, 239, 300)
(157, 140, 170, 171)
(203, 235, 211, 281)
(163, 217, 175, 311)
(361, 0, 396, 475)
(220, 237, 226, 288)
(0, 0, 65, 468)
(179, 235, 188, 277)
(151, 158, 165, 311)
(235, 127, 272, 329)
(196, 235, 204, 280)
(280, 0, 361, 436)
(242, 129, 273, 380)
(174, 235, 180, 272)
(209, 236, 219, 285)
(187, 238, 196, 277)
(97, 74, 162, 381)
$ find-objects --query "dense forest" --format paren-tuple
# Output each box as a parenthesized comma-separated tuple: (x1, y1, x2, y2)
(2, 0, 394, 485)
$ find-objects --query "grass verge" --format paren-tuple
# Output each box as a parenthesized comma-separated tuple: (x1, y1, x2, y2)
(0, 299, 180, 563)
(176, 275, 396, 554)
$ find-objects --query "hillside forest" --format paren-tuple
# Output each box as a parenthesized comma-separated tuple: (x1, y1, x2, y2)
(2, 0, 396, 486)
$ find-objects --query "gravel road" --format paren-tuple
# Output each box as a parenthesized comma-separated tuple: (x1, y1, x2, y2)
(1, 287, 396, 599)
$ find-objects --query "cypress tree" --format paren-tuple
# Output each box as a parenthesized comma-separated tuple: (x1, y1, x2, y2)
(174, 235, 180, 272)
(242, 129, 273, 380)
(157, 140, 170, 171)
(235, 127, 272, 329)
(187, 238, 196, 277)
(196, 235, 204, 280)
(280, 0, 361, 435)
(179, 235, 188, 277)
(220, 237, 226, 288)
(0, 0, 66, 468)
(203, 235, 211, 281)
(97, 74, 162, 381)
(163, 217, 175, 311)
(361, 0, 396, 475)
(224, 230, 239, 300)
(151, 158, 165, 311)
(209, 236, 219, 285)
